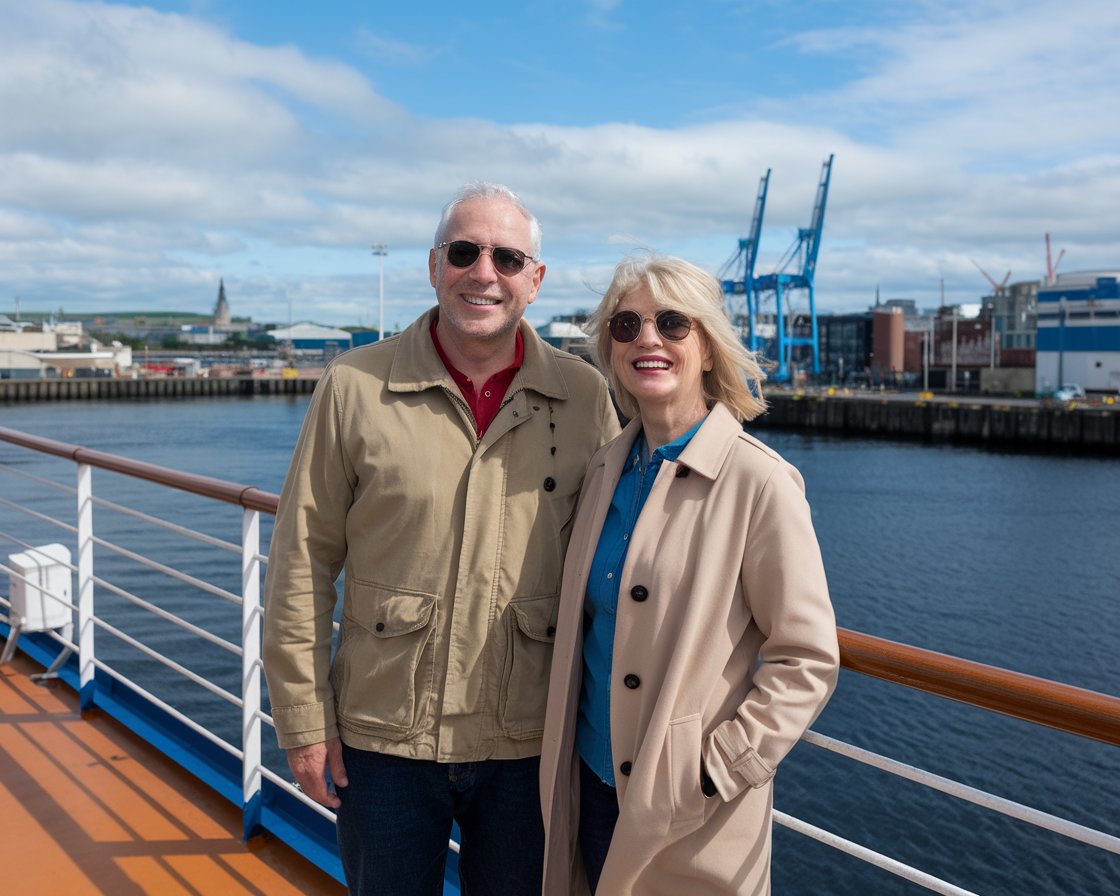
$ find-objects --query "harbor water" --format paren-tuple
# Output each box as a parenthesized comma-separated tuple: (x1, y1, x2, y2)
(1, 395, 1118, 894)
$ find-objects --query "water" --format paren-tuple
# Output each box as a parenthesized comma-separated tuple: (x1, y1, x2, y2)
(2, 396, 1118, 894)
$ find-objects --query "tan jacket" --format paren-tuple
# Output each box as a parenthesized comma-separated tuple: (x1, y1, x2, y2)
(263, 309, 619, 761)
(540, 404, 839, 895)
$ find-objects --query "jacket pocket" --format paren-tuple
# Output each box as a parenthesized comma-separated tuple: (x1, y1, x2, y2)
(332, 582, 437, 738)
(498, 593, 557, 739)
(667, 714, 706, 827)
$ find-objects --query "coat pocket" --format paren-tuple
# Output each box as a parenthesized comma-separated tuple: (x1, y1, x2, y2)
(498, 593, 558, 739)
(667, 714, 706, 827)
(332, 582, 437, 738)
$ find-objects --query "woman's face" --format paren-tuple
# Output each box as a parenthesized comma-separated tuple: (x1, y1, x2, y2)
(610, 284, 711, 421)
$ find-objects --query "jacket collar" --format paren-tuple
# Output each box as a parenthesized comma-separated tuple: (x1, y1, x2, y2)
(387, 308, 571, 401)
(676, 402, 742, 480)
(597, 402, 741, 482)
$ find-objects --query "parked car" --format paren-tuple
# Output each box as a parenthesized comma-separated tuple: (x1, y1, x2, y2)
(1053, 384, 1086, 401)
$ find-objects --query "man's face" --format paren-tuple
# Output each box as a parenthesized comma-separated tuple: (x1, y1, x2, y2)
(428, 198, 545, 348)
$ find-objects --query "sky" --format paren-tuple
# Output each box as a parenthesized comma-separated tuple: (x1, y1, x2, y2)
(1, 0, 1118, 331)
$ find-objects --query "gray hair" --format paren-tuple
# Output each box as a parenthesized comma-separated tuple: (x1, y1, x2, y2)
(434, 182, 542, 258)
(586, 254, 769, 422)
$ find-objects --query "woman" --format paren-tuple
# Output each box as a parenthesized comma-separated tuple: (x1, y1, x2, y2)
(539, 256, 839, 896)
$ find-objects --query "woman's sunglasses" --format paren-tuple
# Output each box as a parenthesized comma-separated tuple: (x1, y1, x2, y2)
(437, 240, 536, 276)
(608, 309, 693, 343)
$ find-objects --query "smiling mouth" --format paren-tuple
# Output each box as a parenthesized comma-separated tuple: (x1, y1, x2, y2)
(634, 360, 671, 369)
(464, 295, 500, 306)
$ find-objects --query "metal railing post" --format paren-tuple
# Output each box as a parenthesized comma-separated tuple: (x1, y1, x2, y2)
(241, 506, 263, 840)
(77, 462, 95, 710)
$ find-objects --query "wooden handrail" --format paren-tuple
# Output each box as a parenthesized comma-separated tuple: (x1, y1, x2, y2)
(3, 425, 1118, 747)
(839, 627, 1120, 747)
(0, 426, 279, 514)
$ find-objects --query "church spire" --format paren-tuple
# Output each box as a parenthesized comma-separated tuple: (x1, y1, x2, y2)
(213, 279, 231, 328)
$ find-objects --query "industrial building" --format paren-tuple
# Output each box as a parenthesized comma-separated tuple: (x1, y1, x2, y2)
(1035, 271, 1120, 395)
(264, 323, 353, 355)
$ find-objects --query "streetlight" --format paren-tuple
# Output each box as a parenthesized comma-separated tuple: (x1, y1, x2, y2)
(371, 244, 388, 340)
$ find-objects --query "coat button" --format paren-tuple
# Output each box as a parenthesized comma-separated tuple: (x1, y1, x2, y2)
(630, 585, 648, 602)
(675, 466, 690, 478)
(624, 674, 640, 689)
(543, 477, 556, 491)
(375, 622, 385, 632)
(619, 761, 632, 776)
(546, 625, 556, 637)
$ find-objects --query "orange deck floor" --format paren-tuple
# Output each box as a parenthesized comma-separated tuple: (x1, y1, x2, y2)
(0, 650, 346, 896)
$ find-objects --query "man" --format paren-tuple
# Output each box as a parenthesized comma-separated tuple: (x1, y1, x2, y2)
(263, 182, 619, 895)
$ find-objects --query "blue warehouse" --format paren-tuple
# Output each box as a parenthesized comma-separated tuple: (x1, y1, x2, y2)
(1035, 271, 1120, 395)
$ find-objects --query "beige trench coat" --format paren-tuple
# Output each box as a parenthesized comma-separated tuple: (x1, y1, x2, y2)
(540, 403, 839, 895)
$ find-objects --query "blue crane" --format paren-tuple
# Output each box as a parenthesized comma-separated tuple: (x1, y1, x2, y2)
(718, 169, 770, 352)
(721, 155, 834, 382)
(753, 153, 833, 381)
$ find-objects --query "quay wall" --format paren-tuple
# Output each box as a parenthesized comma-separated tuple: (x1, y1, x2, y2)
(2, 377, 1117, 452)
(754, 393, 1120, 453)
(0, 376, 318, 402)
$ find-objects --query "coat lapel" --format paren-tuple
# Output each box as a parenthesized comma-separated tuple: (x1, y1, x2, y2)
(567, 417, 642, 591)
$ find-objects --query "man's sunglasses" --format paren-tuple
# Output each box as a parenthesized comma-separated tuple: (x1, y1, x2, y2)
(608, 309, 693, 343)
(437, 240, 536, 276)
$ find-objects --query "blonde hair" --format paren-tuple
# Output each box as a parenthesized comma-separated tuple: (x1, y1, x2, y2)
(587, 255, 768, 422)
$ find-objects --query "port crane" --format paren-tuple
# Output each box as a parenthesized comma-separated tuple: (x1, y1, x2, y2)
(720, 154, 833, 382)
(718, 169, 770, 352)
(1045, 233, 1065, 285)
(970, 259, 1011, 297)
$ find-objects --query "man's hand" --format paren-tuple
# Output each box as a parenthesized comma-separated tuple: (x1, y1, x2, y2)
(287, 737, 348, 809)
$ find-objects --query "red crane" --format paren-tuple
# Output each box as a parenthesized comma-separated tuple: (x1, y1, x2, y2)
(1045, 233, 1066, 285)
(970, 259, 1011, 296)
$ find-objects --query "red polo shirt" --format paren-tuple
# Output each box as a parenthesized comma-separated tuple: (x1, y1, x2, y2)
(430, 319, 524, 437)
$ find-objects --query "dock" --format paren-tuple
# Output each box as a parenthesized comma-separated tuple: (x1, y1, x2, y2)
(2, 376, 1118, 452)
(750, 390, 1120, 452)
(0, 375, 318, 402)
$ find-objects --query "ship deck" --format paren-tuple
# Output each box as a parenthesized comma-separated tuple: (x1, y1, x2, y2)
(0, 650, 345, 896)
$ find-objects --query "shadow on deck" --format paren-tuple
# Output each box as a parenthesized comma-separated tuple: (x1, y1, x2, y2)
(0, 650, 345, 896)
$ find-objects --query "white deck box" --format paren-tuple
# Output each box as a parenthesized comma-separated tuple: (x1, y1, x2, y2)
(8, 543, 73, 631)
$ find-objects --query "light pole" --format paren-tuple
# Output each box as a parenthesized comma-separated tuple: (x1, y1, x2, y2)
(371, 244, 388, 340)
(922, 330, 929, 392)
(1057, 297, 1066, 388)
(950, 306, 958, 393)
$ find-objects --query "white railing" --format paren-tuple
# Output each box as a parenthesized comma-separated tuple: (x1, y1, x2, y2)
(0, 430, 309, 844)
(0, 426, 1118, 894)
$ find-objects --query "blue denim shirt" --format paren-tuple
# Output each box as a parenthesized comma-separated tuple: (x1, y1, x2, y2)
(576, 419, 703, 786)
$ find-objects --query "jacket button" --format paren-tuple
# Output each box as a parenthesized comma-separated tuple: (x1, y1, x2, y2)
(619, 761, 632, 776)
(546, 625, 556, 637)
(624, 674, 640, 689)
(675, 466, 690, 478)
(543, 477, 556, 491)
(375, 622, 385, 632)
(630, 585, 648, 602)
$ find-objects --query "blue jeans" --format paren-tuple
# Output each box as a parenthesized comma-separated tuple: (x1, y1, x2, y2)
(336, 745, 544, 896)
(578, 758, 619, 894)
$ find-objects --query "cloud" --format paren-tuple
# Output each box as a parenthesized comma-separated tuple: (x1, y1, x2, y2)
(786, 0, 1120, 162)
(584, 0, 623, 28)
(0, 0, 1117, 329)
(353, 26, 439, 67)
